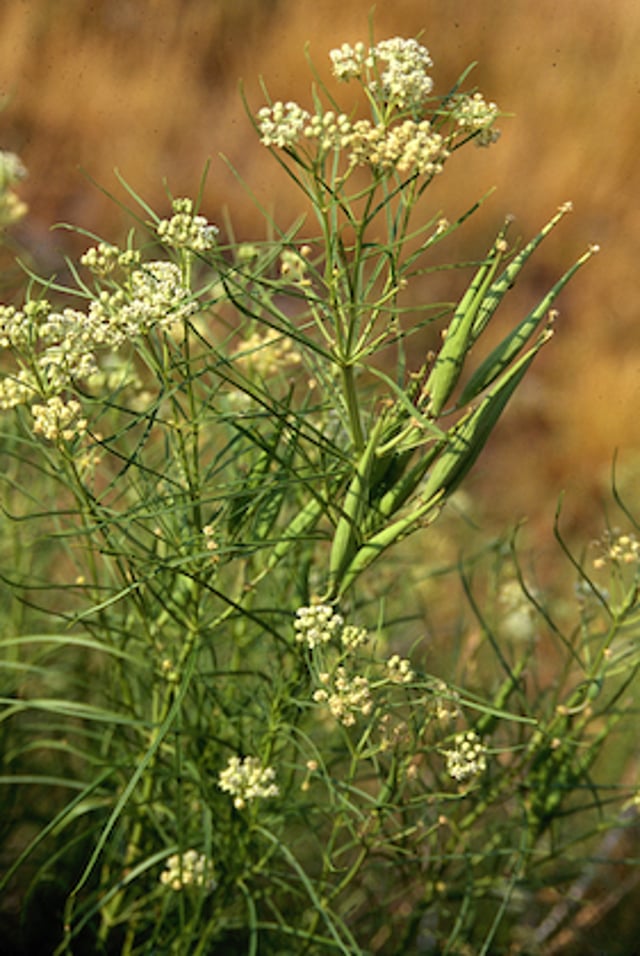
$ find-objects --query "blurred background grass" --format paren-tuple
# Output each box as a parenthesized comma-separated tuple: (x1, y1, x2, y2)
(1, 0, 639, 549)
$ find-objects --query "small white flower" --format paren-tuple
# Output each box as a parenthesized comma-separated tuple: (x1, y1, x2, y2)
(452, 92, 500, 146)
(218, 755, 279, 809)
(31, 396, 87, 442)
(443, 730, 487, 783)
(370, 37, 434, 111)
(386, 654, 414, 684)
(156, 198, 218, 253)
(329, 41, 371, 80)
(294, 604, 344, 649)
(258, 101, 310, 148)
(314, 666, 373, 726)
(159, 849, 216, 892)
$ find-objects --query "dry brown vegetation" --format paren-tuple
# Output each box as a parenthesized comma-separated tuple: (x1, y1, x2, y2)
(1, 0, 640, 544)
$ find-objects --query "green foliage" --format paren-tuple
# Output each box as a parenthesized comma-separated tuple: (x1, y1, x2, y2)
(1, 32, 637, 956)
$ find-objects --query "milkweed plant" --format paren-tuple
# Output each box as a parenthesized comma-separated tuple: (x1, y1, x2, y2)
(1, 33, 639, 956)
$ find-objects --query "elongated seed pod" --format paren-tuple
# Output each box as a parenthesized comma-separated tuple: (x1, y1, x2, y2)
(419, 331, 551, 504)
(364, 443, 441, 535)
(336, 333, 552, 598)
(267, 496, 325, 569)
(424, 223, 508, 417)
(336, 489, 445, 598)
(459, 244, 597, 406)
(470, 201, 574, 343)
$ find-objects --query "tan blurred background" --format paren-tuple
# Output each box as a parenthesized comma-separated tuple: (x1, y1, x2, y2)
(1, 0, 639, 551)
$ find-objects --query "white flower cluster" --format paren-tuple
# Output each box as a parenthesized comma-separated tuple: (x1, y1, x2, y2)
(368, 37, 434, 111)
(80, 242, 141, 277)
(0, 250, 200, 438)
(313, 667, 373, 726)
(0, 300, 98, 438)
(452, 92, 500, 145)
(593, 530, 640, 570)
(303, 111, 353, 152)
(32, 396, 87, 442)
(386, 654, 414, 684)
(156, 198, 219, 253)
(444, 730, 487, 782)
(330, 37, 434, 112)
(294, 604, 344, 649)
(218, 755, 279, 810)
(329, 41, 372, 80)
(258, 37, 500, 175)
(348, 118, 448, 177)
(0, 150, 27, 190)
(88, 261, 198, 344)
(159, 849, 216, 892)
(258, 101, 311, 148)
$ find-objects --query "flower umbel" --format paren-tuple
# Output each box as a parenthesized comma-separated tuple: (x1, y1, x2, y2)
(159, 850, 216, 892)
(218, 755, 279, 809)
(386, 654, 414, 684)
(294, 604, 344, 649)
(347, 118, 448, 177)
(369, 37, 434, 111)
(156, 198, 219, 253)
(444, 730, 488, 783)
(31, 396, 87, 442)
(313, 667, 373, 726)
(258, 101, 311, 148)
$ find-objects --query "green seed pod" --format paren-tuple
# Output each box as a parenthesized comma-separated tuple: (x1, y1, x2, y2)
(336, 489, 445, 598)
(420, 332, 551, 504)
(365, 443, 440, 535)
(424, 223, 509, 417)
(470, 201, 574, 343)
(267, 496, 325, 569)
(460, 243, 597, 406)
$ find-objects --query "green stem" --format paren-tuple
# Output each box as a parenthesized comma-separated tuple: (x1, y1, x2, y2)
(340, 362, 364, 453)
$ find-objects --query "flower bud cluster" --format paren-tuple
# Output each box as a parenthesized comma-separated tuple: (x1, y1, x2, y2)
(218, 755, 279, 810)
(258, 101, 311, 148)
(294, 604, 344, 649)
(159, 850, 216, 892)
(443, 730, 487, 782)
(156, 198, 219, 253)
(304, 111, 353, 152)
(593, 530, 640, 570)
(329, 41, 372, 80)
(452, 92, 500, 145)
(32, 396, 87, 442)
(386, 654, 414, 684)
(340, 623, 369, 652)
(80, 242, 141, 277)
(348, 118, 448, 177)
(280, 247, 312, 285)
(313, 667, 373, 726)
